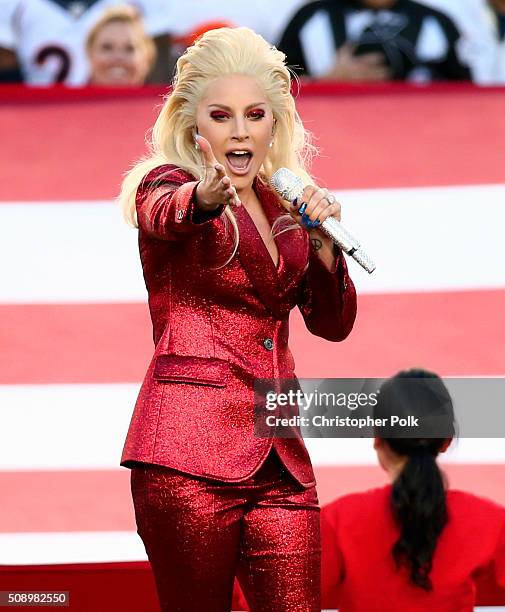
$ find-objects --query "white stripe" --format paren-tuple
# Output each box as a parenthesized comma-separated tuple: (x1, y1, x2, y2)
(0, 201, 146, 304)
(305, 437, 505, 465)
(1, 384, 504, 469)
(340, 183, 505, 294)
(0, 383, 139, 470)
(1, 184, 504, 303)
(0, 531, 146, 564)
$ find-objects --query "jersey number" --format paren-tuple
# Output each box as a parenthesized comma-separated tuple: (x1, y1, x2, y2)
(35, 45, 71, 83)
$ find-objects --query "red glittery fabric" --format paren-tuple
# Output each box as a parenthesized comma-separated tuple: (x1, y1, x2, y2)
(131, 446, 321, 611)
(120, 164, 357, 488)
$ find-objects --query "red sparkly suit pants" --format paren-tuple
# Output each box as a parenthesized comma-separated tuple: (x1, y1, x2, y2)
(130, 448, 321, 611)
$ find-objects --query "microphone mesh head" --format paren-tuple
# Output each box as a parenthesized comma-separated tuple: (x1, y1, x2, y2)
(270, 168, 304, 202)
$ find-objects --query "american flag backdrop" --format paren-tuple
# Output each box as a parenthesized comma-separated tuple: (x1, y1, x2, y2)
(0, 84, 504, 577)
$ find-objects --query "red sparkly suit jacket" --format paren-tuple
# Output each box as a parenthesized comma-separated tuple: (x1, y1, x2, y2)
(120, 164, 357, 487)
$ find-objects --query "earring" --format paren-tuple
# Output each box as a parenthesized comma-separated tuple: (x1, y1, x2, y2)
(269, 140, 273, 148)
(193, 129, 200, 150)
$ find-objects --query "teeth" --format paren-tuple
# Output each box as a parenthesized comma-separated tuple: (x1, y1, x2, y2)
(229, 151, 250, 155)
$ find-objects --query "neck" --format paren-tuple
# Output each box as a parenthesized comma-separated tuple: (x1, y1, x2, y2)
(236, 179, 257, 205)
(386, 455, 408, 482)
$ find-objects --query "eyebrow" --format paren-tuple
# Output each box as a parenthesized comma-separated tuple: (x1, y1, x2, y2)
(207, 103, 266, 111)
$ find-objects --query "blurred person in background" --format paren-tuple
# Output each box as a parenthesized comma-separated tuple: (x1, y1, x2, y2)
(86, 5, 155, 86)
(0, 46, 21, 83)
(423, 0, 505, 84)
(321, 369, 505, 611)
(161, 0, 306, 66)
(0, 0, 171, 85)
(277, 0, 472, 81)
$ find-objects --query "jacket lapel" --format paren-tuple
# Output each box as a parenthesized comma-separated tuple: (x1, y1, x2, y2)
(234, 177, 309, 317)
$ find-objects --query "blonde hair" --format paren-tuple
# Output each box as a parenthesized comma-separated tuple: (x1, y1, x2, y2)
(118, 26, 317, 265)
(86, 4, 156, 72)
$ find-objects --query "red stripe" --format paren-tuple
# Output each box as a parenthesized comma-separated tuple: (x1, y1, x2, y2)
(1, 289, 503, 384)
(1, 464, 504, 533)
(0, 560, 500, 610)
(0, 561, 161, 612)
(0, 303, 153, 384)
(304, 90, 505, 190)
(290, 287, 505, 378)
(294, 81, 505, 96)
(1, 82, 500, 104)
(0, 84, 167, 103)
(1, 87, 504, 201)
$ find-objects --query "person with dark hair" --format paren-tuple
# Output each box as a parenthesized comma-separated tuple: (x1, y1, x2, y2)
(321, 369, 505, 611)
(277, 0, 472, 81)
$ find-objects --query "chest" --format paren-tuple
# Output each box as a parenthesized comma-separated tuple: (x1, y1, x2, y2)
(243, 202, 280, 268)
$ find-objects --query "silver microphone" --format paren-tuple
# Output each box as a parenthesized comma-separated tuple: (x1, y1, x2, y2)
(270, 168, 376, 274)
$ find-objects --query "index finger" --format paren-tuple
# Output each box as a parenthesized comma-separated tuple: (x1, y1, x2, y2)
(302, 185, 318, 201)
(195, 135, 218, 168)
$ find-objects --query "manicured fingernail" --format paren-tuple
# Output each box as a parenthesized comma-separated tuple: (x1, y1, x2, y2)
(298, 202, 307, 215)
(301, 213, 317, 229)
(291, 198, 298, 208)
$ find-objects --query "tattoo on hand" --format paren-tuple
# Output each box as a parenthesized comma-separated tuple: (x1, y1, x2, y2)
(310, 237, 323, 251)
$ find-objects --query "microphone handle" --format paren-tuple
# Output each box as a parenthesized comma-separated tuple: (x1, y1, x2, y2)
(269, 167, 376, 274)
(318, 215, 376, 274)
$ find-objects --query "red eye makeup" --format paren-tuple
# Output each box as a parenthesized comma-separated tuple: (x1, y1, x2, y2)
(210, 111, 229, 121)
(209, 108, 266, 121)
(248, 109, 265, 119)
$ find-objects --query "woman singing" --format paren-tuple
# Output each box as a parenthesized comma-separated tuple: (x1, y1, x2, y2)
(118, 27, 357, 612)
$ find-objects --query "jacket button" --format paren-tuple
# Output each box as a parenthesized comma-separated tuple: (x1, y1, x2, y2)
(263, 338, 274, 350)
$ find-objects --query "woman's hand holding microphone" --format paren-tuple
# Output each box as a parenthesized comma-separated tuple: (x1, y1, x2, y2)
(290, 185, 343, 271)
(289, 184, 341, 228)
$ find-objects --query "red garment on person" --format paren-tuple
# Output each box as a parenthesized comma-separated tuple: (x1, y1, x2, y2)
(131, 446, 321, 611)
(120, 164, 357, 486)
(321, 484, 505, 611)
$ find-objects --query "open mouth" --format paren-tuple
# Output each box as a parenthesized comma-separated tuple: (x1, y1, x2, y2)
(225, 151, 253, 175)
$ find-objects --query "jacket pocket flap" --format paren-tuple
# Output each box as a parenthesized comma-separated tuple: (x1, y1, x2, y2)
(153, 354, 230, 387)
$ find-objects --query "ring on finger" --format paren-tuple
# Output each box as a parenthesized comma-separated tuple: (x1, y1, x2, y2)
(325, 193, 336, 205)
